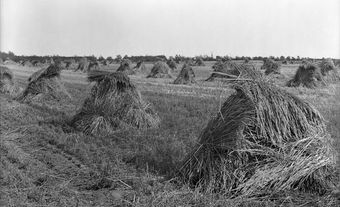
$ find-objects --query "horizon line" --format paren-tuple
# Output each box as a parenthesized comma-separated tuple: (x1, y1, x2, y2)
(1, 50, 338, 60)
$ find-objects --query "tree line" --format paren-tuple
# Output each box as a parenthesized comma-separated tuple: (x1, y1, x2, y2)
(0, 51, 330, 63)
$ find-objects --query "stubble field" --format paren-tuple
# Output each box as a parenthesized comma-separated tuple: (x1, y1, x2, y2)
(1, 62, 339, 206)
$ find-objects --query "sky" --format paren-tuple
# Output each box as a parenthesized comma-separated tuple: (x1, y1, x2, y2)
(0, 0, 339, 58)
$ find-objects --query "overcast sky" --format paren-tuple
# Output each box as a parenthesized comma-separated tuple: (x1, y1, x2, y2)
(1, 0, 339, 58)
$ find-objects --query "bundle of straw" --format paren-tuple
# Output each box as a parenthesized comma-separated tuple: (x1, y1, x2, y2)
(206, 61, 261, 81)
(17, 64, 71, 103)
(262, 59, 281, 75)
(287, 62, 326, 88)
(179, 80, 336, 197)
(71, 70, 160, 136)
(147, 61, 172, 78)
(173, 64, 196, 85)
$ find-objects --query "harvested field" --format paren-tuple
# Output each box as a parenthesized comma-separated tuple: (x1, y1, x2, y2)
(1, 61, 339, 206)
(2, 1, 339, 205)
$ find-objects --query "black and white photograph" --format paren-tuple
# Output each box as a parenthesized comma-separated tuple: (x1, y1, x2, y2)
(0, 0, 339, 206)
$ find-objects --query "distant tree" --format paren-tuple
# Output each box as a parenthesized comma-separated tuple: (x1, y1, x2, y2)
(115, 55, 122, 62)
(0, 52, 6, 60)
(254, 56, 264, 61)
(223, 56, 231, 61)
(216, 56, 222, 60)
(8, 51, 15, 59)
(280, 56, 285, 61)
(98, 56, 105, 61)
(175, 54, 185, 63)
(88, 55, 97, 62)
(106, 56, 113, 61)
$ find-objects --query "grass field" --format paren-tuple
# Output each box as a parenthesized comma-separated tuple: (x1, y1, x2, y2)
(1, 62, 339, 206)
